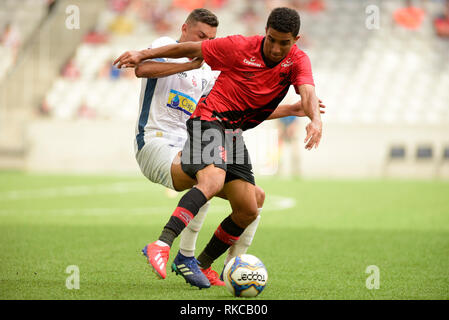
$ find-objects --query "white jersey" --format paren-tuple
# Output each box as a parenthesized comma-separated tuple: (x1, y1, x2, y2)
(135, 36, 219, 154)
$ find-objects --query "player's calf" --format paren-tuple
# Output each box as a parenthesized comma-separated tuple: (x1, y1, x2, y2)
(159, 187, 209, 248)
(197, 215, 245, 270)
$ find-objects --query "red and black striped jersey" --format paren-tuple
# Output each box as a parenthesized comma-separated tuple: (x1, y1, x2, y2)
(192, 35, 315, 130)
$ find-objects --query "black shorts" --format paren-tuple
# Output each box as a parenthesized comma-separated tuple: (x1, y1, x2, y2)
(181, 118, 255, 185)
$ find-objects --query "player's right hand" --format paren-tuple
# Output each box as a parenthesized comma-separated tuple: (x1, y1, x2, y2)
(114, 50, 144, 69)
(304, 119, 322, 150)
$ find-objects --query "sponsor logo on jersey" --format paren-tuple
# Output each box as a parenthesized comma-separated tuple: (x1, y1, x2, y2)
(177, 72, 187, 79)
(218, 146, 227, 162)
(281, 58, 293, 68)
(243, 56, 262, 67)
(242, 71, 255, 79)
(202, 79, 208, 91)
(278, 71, 292, 86)
(166, 89, 197, 115)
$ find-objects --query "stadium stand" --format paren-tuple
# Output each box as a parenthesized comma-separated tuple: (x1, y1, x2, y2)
(0, 0, 448, 177)
(38, 0, 449, 125)
(0, 0, 49, 81)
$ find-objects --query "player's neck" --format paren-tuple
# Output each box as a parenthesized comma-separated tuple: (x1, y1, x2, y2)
(260, 37, 284, 68)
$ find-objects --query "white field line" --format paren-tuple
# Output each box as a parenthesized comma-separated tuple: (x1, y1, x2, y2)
(0, 199, 295, 216)
(0, 181, 150, 201)
(0, 182, 296, 215)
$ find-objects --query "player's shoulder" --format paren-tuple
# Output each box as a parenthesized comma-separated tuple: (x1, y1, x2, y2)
(233, 34, 263, 46)
(289, 44, 309, 58)
(288, 44, 312, 68)
(221, 34, 263, 56)
(151, 36, 176, 49)
(214, 34, 262, 46)
(290, 44, 310, 60)
(244, 35, 264, 48)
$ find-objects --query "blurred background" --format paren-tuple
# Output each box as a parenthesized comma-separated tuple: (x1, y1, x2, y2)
(0, 0, 448, 179)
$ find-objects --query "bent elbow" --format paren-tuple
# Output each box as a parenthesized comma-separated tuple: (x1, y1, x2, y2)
(134, 66, 145, 78)
(134, 66, 142, 78)
(134, 65, 156, 78)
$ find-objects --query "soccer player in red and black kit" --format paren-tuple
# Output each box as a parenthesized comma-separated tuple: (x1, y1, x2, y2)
(116, 7, 322, 282)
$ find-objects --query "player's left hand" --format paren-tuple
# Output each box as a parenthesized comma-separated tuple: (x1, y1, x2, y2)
(113, 50, 144, 69)
(190, 57, 204, 69)
(294, 99, 326, 117)
(304, 119, 322, 150)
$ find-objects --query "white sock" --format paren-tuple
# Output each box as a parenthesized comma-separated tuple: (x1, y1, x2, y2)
(178, 201, 210, 257)
(224, 208, 262, 266)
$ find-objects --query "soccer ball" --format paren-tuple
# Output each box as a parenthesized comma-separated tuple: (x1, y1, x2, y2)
(223, 254, 268, 297)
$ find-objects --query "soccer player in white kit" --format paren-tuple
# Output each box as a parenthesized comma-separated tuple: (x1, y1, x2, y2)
(115, 8, 325, 289)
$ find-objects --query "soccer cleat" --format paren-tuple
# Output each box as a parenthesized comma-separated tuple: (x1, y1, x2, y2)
(201, 267, 225, 286)
(171, 252, 210, 289)
(141, 242, 170, 279)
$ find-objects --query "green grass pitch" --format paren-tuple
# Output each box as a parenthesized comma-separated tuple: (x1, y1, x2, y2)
(0, 171, 448, 300)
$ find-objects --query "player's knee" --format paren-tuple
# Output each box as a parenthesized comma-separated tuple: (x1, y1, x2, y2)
(196, 176, 224, 199)
(196, 166, 225, 198)
(255, 186, 265, 208)
(248, 206, 259, 222)
(207, 178, 224, 197)
(236, 206, 259, 228)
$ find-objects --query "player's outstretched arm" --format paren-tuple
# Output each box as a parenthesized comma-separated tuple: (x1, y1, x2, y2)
(298, 84, 322, 150)
(267, 99, 326, 120)
(134, 58, 204, 78)
(114, 42, 203, 69)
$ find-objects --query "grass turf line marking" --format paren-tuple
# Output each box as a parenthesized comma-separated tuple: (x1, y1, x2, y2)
(0, 196, 295, 216)
(0, 181, 150, 201)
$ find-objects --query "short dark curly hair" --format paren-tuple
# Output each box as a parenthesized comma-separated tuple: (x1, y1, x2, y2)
(186, 8, 219, 27)
(266, 7, 300, 37)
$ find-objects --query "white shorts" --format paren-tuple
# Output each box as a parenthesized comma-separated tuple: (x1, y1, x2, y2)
(136, 137, 182, 190)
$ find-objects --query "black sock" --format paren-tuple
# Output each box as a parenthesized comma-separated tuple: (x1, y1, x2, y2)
(198, 215, 244, 269)
(158, 187, 207, 247)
